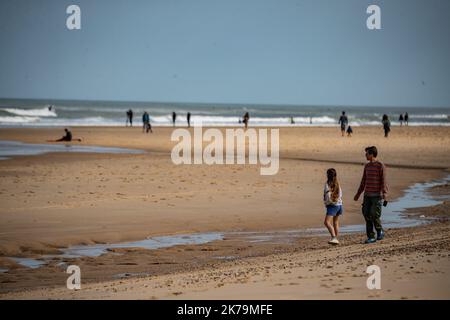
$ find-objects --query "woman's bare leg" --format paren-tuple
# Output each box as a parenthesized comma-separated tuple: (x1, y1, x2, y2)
(324, 216, 336, 238)
(333, 216, 340, 237)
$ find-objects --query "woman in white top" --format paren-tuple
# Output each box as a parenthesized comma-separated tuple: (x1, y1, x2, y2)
(323, 168, 343, 245)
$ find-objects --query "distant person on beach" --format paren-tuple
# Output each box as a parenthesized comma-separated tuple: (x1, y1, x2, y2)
(346, 125, 353, 137)
(382, 114, 391, 137)
(48, 128, 82, 142)
(147, 118, 153, 133)
(399, 114, 404, 126)
(126, 109, 133, 127)
(172, 111, 177, 127)
(187, 112, 191, 128)
(142, 112, 148, 132)
(243, 112, 250, 129)
(48, 105, 53, 111)
(142, 112, 152, 133)
(323, 168, 343, 245)
(404, 112, 409, 126)
(354, 146, 387, 244)
(290, 117, 295, 125)
(338, 111, 348, 136)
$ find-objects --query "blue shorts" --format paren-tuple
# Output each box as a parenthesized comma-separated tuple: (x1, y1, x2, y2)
(326, 205, 343, 216)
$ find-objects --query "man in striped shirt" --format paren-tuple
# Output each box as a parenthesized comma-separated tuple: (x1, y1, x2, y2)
(354, 146, 388, 243)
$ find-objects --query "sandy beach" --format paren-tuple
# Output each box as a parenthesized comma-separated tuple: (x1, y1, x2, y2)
(2, 0, 450, 304)
(0, 125, 449, 299)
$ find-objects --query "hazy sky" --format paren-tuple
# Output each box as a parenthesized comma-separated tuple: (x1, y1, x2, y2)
(1, 0, 449, 107)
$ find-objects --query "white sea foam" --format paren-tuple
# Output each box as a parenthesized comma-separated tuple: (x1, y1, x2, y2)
(0, 116, 40, 123)
(1, 116, 449, 127)
(409, 114, 449, 119)
(1, 107, 57, 117)
(0, 102, 449, 127)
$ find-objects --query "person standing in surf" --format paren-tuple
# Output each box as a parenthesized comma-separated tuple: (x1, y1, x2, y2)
(126, 109, 133, 127)
(338, 111, 348, 137)
(354, 146, 388, 244)
(142, 112, 151, 133)
(243, 112, 250, 129)
(172, 111, 177, 127)
(382, 114, 391, 137)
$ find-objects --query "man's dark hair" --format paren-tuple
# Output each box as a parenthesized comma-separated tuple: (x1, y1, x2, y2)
(342, 111, 346, 115)
(365, 146, 378, 157)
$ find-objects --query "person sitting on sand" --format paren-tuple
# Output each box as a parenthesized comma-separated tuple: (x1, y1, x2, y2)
(346, 125, 353, 137)
(323, 168, 343, 245)
(48, 128, 82, 142)
(354, 146, 388, 244)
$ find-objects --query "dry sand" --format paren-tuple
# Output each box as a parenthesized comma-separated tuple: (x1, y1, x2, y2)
(0, 126, 449, 299)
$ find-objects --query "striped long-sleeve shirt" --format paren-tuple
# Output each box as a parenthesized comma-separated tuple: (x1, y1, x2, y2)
(356, 161, 388, 197)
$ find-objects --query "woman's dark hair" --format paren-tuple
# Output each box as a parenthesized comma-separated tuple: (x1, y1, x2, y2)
(365, 146, 378, 157)
(326, 168, 340, 203)
(382, 114, 389, 121)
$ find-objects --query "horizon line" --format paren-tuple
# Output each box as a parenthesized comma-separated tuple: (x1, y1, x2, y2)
(0, 97, 449, 109)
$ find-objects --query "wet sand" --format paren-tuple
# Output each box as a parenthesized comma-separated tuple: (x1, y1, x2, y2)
(1, 204, 449, 299)
(0, 126, 449, 298)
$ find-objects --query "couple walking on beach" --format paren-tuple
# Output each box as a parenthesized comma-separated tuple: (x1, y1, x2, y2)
(323, 146, 387, 245)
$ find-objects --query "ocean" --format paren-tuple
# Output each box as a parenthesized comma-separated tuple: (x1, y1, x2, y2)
(0, 99, 449, 127)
